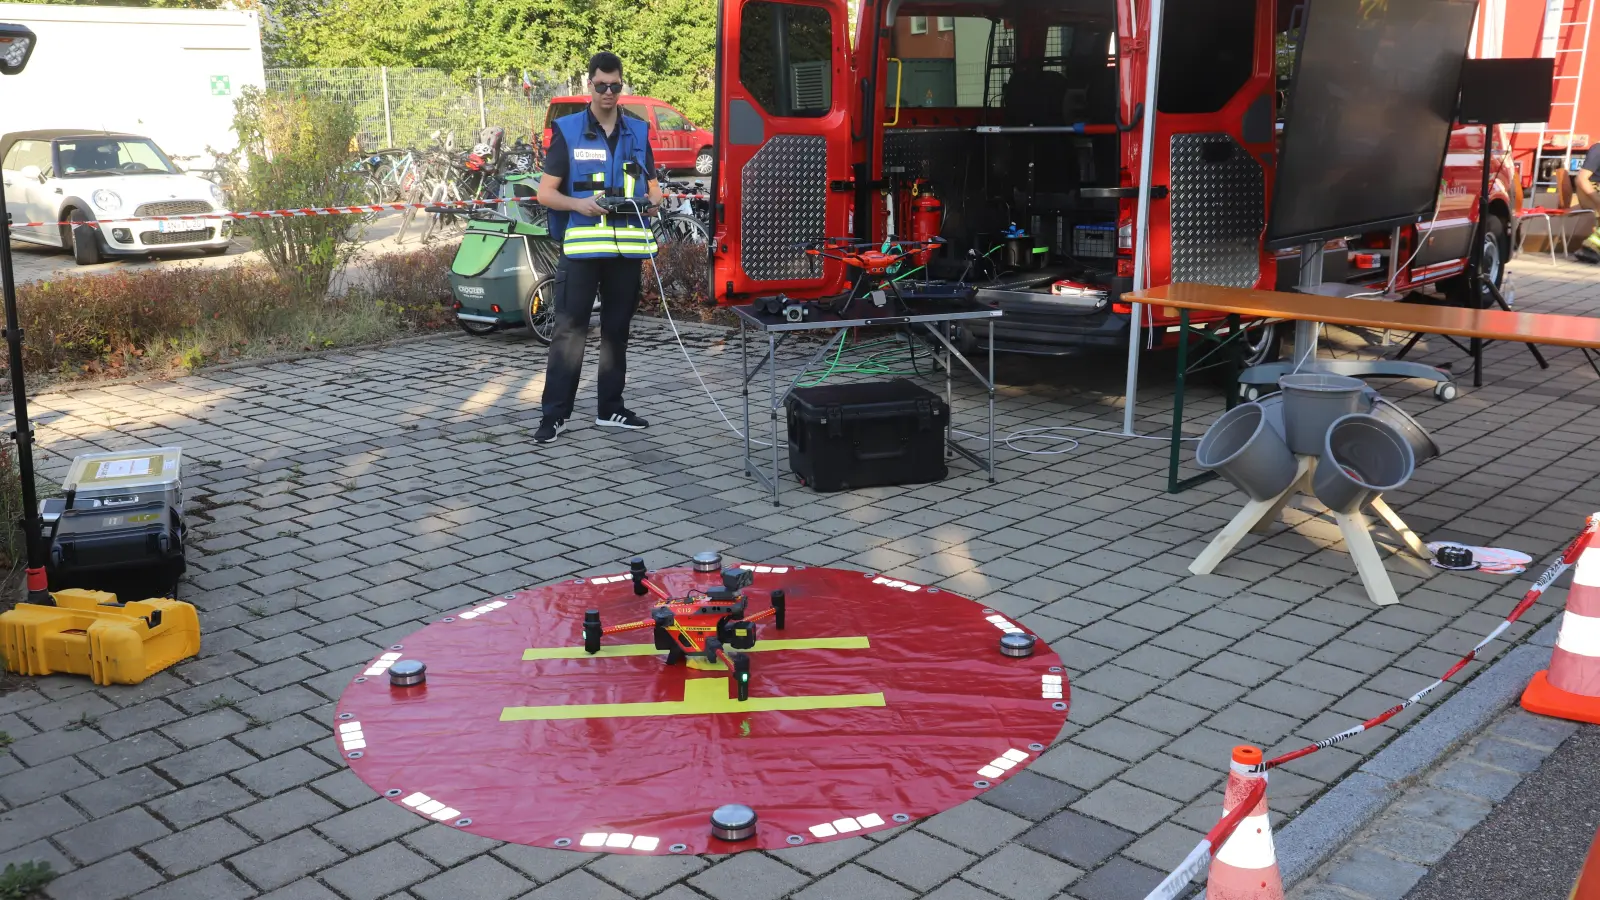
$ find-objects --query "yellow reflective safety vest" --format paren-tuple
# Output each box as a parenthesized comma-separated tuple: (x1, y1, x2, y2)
(552, 111, 658, 259)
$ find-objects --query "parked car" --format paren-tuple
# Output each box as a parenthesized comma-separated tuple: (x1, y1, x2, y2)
(541, 95, 714, 176)
(1, 129, 232, 265)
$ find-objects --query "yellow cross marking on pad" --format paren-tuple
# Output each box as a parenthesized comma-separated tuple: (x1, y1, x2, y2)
(520, 636, 870, 661)
(500, 676, 886, 721)
(504, 636, 882, 721)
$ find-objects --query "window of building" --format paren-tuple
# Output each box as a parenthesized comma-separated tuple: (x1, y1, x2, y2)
(740, 1, 834, 117)
(910, 16, 928, 34)
(937, 16, 955, 31)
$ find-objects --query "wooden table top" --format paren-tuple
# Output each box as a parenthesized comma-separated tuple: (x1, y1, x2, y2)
(1130, 282, 1600, 350)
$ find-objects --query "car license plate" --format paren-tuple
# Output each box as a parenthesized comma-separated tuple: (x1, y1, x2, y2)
(158, 219, 206, 234)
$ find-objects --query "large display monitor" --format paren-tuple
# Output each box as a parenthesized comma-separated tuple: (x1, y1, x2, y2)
(1265, 0, 1479, 250)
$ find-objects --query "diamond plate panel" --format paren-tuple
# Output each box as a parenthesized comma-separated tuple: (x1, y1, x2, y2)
(741, 135, 827, 282)
(1169, 133, 1264, 288)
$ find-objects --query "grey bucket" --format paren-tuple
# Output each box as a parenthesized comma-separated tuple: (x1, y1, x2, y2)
(1369, 398, 1440, 465)
(1279, 374, 1374, 455)
(1312, 414, 1416, 514)
(1256, 392, 1287, 441)
(1195, 403, 1299, 501)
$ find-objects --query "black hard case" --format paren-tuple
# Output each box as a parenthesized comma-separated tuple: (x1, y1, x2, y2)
(784, 379, 949, 492)
(47, 498, 186, 597)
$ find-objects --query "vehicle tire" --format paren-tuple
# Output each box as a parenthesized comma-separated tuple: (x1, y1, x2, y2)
(63, 210, 103, 266)
(1445, 213, 1508, 309)
(456, 314, 498, 336)
(523, 275, 559, 345)
(694, 149, 713, 176)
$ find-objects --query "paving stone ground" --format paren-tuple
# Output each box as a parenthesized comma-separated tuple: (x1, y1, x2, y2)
(1287, 708, 1587, 900)
(1, 253, 1597, 900)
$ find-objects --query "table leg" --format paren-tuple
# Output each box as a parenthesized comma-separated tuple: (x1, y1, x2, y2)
(1168, 309, 1190, 494)
(1394, 331, 1424, 361)
(741, 319, 750, 479)
(1471, 336, 1483, 388)
(769, 333, 780, 506)
(988, 319, 996, 482)
(1227, 313, 1241, 411)
(944, 322, 954, 460)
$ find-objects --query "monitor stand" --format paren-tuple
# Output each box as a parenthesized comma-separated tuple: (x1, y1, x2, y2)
(1237, 242, 1456, 396)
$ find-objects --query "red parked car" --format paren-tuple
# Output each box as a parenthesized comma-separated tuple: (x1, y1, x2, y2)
(541, 95, 715, 176)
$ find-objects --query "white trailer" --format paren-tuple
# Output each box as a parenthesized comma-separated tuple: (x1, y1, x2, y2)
(0, 4, 265, 168)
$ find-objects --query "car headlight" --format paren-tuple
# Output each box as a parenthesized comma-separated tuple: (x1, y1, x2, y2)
(209, 183, 225, 207)
(91, 189, 122, 212)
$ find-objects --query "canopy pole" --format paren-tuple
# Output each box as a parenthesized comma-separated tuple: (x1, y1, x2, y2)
(1123, 0, 1165, 436)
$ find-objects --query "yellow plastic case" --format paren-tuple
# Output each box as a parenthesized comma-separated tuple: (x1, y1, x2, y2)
(0, 590, 200, 685)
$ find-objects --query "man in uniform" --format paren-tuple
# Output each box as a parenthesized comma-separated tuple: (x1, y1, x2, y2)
(534, 51, 662, 443)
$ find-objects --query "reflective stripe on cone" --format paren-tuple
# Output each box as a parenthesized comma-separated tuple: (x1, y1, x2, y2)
(1208, 746, 1284, 900)
(1522, 547, 1600, 724)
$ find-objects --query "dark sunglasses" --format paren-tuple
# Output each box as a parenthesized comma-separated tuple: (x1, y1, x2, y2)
(592, 82, 624, 94)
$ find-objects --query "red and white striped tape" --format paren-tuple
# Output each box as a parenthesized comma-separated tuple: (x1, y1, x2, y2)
(1143, 778, 1267, 900)
(10, 192, 707, 229)
(1254, 511, 1600, 773)
(1142, 511, 1600, 900)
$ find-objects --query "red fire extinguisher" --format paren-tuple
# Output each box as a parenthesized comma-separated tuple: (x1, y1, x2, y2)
(909, 180, 943, 266)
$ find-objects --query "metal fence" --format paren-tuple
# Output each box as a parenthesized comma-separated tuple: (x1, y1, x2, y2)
(265, 67, 575, 153)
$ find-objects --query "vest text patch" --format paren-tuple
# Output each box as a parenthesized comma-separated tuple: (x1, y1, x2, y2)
(573, 148, 607, 161)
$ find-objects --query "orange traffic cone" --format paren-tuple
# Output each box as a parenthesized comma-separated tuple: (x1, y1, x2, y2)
(1207, 746, 1284, 900)
(1522, 549, 1600, 725)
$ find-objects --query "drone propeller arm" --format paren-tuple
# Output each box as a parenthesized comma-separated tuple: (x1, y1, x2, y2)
(601, 619, 654, 635)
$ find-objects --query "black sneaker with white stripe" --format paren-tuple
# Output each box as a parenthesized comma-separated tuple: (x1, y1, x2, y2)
(596, 409, 648, 430)
(533, 417, 566, 444)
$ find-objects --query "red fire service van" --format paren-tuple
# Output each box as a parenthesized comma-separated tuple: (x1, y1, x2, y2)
(709, 0, 1514, 360)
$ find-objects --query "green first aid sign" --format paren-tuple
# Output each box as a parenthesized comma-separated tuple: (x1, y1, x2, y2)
(210, 75, 231, 96)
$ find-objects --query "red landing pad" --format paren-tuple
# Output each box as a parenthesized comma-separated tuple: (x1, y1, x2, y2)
(334, 564, 1070, 854)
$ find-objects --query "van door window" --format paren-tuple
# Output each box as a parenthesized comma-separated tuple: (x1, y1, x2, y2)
(889, 14, 992, 107)
(739, 1, 833, 118)
(1158, 0, 1256, 113)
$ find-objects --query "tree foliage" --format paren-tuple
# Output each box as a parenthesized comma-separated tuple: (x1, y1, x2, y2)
(270, 0, 717, 125)
(220, 87, 365, 300)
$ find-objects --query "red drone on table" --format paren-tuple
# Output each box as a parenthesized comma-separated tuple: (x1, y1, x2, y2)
(581, 559, 786, 701)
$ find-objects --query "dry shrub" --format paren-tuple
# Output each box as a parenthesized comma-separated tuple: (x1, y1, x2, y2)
(222, 87, 365, 300)
(358, 243, 456, 328)
(0, 443, 21, 571)
(8, 246, 457, 384)
(643, 239, 735, 325)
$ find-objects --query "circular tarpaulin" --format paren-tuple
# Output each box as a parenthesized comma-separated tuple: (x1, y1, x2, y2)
(334, 563, 1071, 854)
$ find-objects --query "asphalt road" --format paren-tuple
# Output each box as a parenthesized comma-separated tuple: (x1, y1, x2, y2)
(1405, 723, 1600, 900)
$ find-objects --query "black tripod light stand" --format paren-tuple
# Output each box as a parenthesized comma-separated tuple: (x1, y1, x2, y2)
(0, 24, 52, 605)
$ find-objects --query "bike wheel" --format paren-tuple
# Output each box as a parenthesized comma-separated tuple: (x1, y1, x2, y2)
(523, 275, 559, 345)
(652, 213, 711, 247)
(649, 214, 714, 306)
